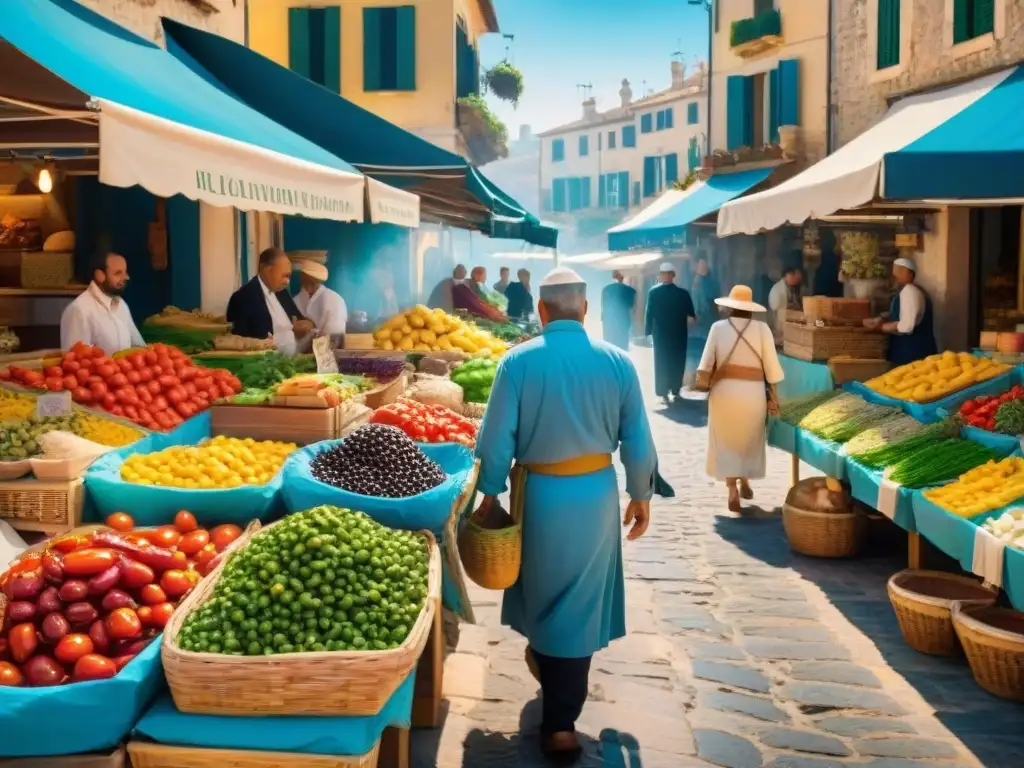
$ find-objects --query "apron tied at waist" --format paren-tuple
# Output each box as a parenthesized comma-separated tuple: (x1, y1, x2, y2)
(712, 363, 765, 384)
(509, 454, 614, 524)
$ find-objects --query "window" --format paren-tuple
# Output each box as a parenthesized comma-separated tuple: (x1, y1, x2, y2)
(640, 113, 653, 134)
(726, 59, 798, 150)
(552, 179, 567, 212)
(687, 102, 699, 125)
(656, 110, 666, 131)
(664, 153, 679, 185)
(632, 181, 641, 206)
(551, 139, 565, 163)
(579, 135, 589, 157)
(622, 125, 637, 147)
(664, 108, 674, 129)
(363, 6, 416, 91)
(953, 0, 994, 44)
(455, 17, 479, 98)
(599, 173, 626, 208)
(877, 0, 901, 69)
(288, 7, 342, 92)
(643, 156, 664, 197)
(608, 131, 617, 149)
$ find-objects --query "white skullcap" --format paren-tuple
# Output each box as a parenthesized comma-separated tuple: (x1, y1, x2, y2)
(659, 262, 675, 273)
(893, 257, 916, 273)
(540, 266, 586, 288)
(297, 260, 328, 281)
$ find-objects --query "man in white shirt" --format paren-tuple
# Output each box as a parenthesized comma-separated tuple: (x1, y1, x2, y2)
(863, 257, 937, 365)
(768, 265, 804, 345)
(226, 248, 313, 356)
(60, 251, 146, 355)
(293, 260, 347, 338)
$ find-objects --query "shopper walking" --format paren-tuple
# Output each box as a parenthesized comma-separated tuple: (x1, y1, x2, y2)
(645, 262, 695, 403)
(697, 285, 784, 512)
(474, 266, 663, 763)
(600, 270, 636, 350)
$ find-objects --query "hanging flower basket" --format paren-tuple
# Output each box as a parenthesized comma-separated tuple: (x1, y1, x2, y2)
(483, 61, 524, 107)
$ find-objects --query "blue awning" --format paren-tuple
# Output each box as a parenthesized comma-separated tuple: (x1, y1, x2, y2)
(0, 0, 412, 223)
(608, 168, 773, 251)
(883, 66, 1024, 199)
(162, 19, 556, 248)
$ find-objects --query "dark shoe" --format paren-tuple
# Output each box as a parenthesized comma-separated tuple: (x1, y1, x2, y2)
(740, 479, 753, 500)
(540, 731, 583, 764)
(525, 646, 541, 683)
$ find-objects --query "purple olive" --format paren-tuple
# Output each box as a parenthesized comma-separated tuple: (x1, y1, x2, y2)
(58, 580, 88, 602)
(41, 552, 64, 584)
(64, 601, 99, 627)
(41, 612, 70, 642)
(6, 601, 36, 623)
(36, 586, 62, 615)
(100, 589, 136, 612)
(8, 573, 43, 601)
(87, 563, 122, 596)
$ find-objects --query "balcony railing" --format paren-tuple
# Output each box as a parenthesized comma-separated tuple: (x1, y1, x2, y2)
(730, 9, 783, 57)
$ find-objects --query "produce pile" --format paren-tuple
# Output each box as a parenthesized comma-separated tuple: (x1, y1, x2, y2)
(469, 317, 539, 343)
(176, 506, 429, 655)
(0, 387, 34, 421)
(230, 373, 369, 407)
(0, 327, 18, 355)
(924, 456, 1024, 517)
(212, 334, 275, 352)
(0, 512, 232, 687)
(865, 351, 1011, 403)
(450, 358, 498, 404)
(103, 510, 243, 577)
(141, 307, 230, 354)
(957, 385, 1024, 433)
(841, 413, 927, 457)
(310, 424, 446, 498)
(2, 343, 242, 431)
(784, 392, 884, 441)
(813, 402, 899, 443)
(193, 352, 315, 389)
(374, 306, 508, 356)
(777, 390, 843, 425)
(0, 414, 142, 459)
(981, 509, 1024, 550)
(120, 436, 296, 489)
(370, 398, 478, 446)
(334, 356, 408, 380)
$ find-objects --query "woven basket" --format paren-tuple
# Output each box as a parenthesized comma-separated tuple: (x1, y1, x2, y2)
(828, 357, 890, 386)
(458, 468, 522, 590)
(0, 745, 125, 768)
(783, 323, 889, 362)
(162, 521, 441, 716)
(127, 740, 378, 768)
(888, 569, 997, 656)
(20, 251, 73, 289)
(953, 603, 1024, 700)
(782, 503, 865, 558)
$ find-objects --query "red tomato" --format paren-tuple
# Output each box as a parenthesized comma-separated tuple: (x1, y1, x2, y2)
(123, 405, 140, 422)
(195, 542, 217, 570)
(73, 653, 117, 681)
(108, 373, 128, 389)
(152, 526, 181, 548)
(102, 393, 117, 410)
(61, 375, 78, 390)
(174, 510, 198, 533)
(210, 524, 243, 552)
(139, 584, 167, 606)
(50, 535, 89, 554)
(9, 623, 37, 663)
(89, 380, 108, 399)
(177, 529, 209, 555)
(179, 366, 198, 382)
(106, 608, 142, 640)
(75, 368, 91, 385)
(44, 365, 63, 378)
(63, 548, 119, 576)
(43, 377, 64, 392)
(105, 512, 135, 532)
(154, 412, 173, 431)
(112, 654, 136, 671)
(156, 357, 173, 373)
(119, 560, 155, 589)
(54, 633, 94, 664)
(71, 387, 92, 403)
(147, 380, 162, 396)
(0, 661, 23, 687)
(160, 570, 192, 599)
(170, 551, 188, 570)
(144, 350, 157, 365)
(135, 606, 154, 626)
(96, 364, 116, 379)
(109, 405, 125, 417)
(126, 370, 141, 385)
(150, 602, 174, 628)
(138, 367, 153, 383)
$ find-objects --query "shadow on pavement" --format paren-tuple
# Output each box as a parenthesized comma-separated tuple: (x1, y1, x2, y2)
(712, 513, 1024, 767)
(654, 395, 709, 429)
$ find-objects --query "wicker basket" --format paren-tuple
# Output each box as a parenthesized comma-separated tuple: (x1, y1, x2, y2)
(782, 503, 865, 558)
(783, 323, 889, 362)
(162, 522, 441, 717)
(802, 297, 871, 325)
(19, 251, 74, 289)
(0, 745, 125, 768)
(0, 477, 84, 534)
(458, 464, 522, 590)
(953, 603, 1024, 700)
(888, 569, 997, 656)
(127, 740, 378, 768)
(827, 357, 890, 386)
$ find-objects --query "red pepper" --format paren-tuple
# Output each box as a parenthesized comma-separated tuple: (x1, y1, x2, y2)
(89, 533, 177, 572)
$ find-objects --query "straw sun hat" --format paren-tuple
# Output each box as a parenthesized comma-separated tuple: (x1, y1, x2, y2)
(714, 285, 766, 313)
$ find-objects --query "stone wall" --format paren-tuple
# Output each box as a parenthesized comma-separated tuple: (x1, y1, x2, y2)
(833, 0, 1024, 147)
(72, 0, 245, 44)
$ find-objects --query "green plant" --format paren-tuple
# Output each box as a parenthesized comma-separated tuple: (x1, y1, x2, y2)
(730, 7, 781, 47)
(483, 61, 524, 107)
(672, 169, 699, 191)
(457, 95, 509, 143)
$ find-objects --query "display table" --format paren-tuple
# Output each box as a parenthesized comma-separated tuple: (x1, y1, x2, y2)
(777, 354, 834, 401)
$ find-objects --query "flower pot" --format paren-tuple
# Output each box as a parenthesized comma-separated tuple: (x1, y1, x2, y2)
(848, 278, 884, 299)
(779, 126, 803, 159)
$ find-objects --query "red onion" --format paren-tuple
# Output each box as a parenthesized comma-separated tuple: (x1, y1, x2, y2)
(64, 602, 99, 627)
(41, 613, 70, 642)
(36, 586, 62, 615)
(6, 601, 36, 623)
(58, 580, 88, 602)
(87, 563, 122, 596)
(100, 590, 136, 612)
(21, 655, 65, 687)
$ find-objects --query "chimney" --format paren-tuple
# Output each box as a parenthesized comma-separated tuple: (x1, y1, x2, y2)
(583, 97, 597, 120)
(619, 79, 632, 108)
(671, 60, 686, 90)
(518, 124, 533, 142)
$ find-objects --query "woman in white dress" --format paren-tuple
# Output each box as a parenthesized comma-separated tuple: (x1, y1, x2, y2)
(697, 285, 785, 512)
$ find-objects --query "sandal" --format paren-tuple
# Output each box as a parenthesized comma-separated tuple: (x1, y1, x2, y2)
(727, 483, 742, 513)
(740, 480, 753, 500)
(540, 731, 583, 764)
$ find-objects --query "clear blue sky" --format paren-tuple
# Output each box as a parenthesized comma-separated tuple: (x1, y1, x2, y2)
(479, 0, 711, 137)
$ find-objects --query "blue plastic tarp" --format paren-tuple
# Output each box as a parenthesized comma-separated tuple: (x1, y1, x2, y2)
(134, 672, 414, 756)
(777, 355, 835, 402)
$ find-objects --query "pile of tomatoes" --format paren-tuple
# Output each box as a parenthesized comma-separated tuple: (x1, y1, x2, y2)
(958, 385, 1024, 431)
(0, 510, 242, 688)
(1, 342, 242, 432)
(369, 398, 478, 446)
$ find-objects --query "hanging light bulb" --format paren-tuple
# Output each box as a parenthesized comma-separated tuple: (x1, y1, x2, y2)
(37, 169, 53, 194)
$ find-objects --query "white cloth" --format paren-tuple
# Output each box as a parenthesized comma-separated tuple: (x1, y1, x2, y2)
(294, 285, 348, 336)
(876, 467, 901, 521)
(260, 277, 297, 356)
(60, 282, 145, 355)
(698, 319, 785, 480)
(895, 283, 925, 334)
(768, 279, 790, 341)
(972, 526, 1006, 588)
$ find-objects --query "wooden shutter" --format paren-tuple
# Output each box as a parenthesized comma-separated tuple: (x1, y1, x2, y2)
(579, 135, 588, 156)
(552, 139, 564, 162)
(581, 178, 592, 208)
(623, 125, 636, 147)
(641, 113, 653, 134)
(552, 179, 567, 212)
(632, 181, 641, 205)
(395, 6, 416, 91)
(687, 102, 698, 125)
(665, 108, 674, 129)
(778, 59, 800, 127)
(877, 0, 900, 70)
(323, 6, 341, 93)
(598, 174, 607, 207)
(665, 154, 679, 185)
(619, 172, 630, 208)
(973, 0, 995, 37)
(568, 178, 582, 210)
(609, 131, 617, 149)
(768, 67, 780, 143)
(726, 75, 748, 149)
(288, 8, 311, 79)
(363, 8, 382, 90)
(952, 0, 970, 44)
(656, 110, 666, 131)
(643, 156, 657, 197)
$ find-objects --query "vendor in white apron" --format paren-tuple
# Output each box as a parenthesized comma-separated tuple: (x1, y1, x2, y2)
(863, 257, 937, 366)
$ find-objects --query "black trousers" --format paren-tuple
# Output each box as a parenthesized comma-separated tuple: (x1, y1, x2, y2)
(532, 648, 593, 735)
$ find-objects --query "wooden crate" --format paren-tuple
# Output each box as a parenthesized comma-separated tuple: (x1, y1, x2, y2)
(802, 296, 871, 325)
(0, 745, 125, 768)
(361, 375, 407, 410)
(209, 404, 340, 445)
(783, 323, 888, 362)
(828, 357, 891, 386)
(127, 740, 379, 768)
(342, 333, 376, 350)
(0, 476, 84, 534)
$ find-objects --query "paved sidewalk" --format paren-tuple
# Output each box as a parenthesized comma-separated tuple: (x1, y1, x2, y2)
(411, 346, 1023, 768)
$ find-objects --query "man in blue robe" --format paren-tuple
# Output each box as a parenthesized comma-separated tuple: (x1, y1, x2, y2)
(601, 270, 636, 350)
(474, 266, 661, 762)
(644, 262, 696, 403)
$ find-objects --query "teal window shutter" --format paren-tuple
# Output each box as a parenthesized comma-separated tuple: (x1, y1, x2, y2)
(973, 0, 995, 37)
(552, 139, 565, 162)
(632, 181, 641, 206)
(768, 67, 780, 143)
(608, 131, 617, 149)
(363, 6, 415, 91)
(665, 153, 679, 185)
(395, 6, 416, 91)
(665, 107, 674, 129)
(687, 102, 698, 125)
(552, 179, 567, 212)
(568, 178, 582, 210)
(619, 172, 630, 209)
(363, 8, 382, 90)
(952, 0, 970, 43)
(877, 0, 900, 70)
(622, 125, 637, 147)
(323, 6, 341, 93)
(641, 113, 653, 134)
(598, 174, 607, 207)
(581, 177, 592, 208)
(579, 135, 589, 157)
(656, 110, 666, 131)
(726, 75, 748, 149)
(643, 156, 657, 197)
(778, 59, 800, 126)
(288, 8, 311, 79)
(688, 137, 700, 170)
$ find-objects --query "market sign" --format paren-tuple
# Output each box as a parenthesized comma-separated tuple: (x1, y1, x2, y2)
(97, 100, 365, 223)
(366, 177, 420, 228)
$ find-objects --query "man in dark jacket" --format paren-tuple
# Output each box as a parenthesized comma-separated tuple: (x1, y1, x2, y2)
(505, 269, 534, 319)
(644, 262, 695, 403)
(601, 270, 636, 350)
(226, 247, 312, 355)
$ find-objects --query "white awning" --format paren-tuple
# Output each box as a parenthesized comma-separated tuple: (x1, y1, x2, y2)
(366, 177, 420, 227)
(561, 252, 622, 265)
(596, 251, 662, 270)
(99, 100, 366, 222)
(716, 67, 1012, 236)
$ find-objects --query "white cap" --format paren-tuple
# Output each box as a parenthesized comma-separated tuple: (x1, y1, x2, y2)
(540, 266, 586, 288)
(297, 260, 328, 281)
(893, 257, 916, 273)
(659, 262, 675, 273)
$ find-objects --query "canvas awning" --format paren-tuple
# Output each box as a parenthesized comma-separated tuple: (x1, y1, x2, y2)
(595, 252, 662, 270)
(609, 168, 773, 250)
(164, 19, 554, 246)
(718, 67, 1019, 236)
(0, 0, 419, 226)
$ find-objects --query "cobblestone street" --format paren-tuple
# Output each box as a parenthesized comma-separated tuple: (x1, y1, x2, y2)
(411, 345, 1024, 768)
